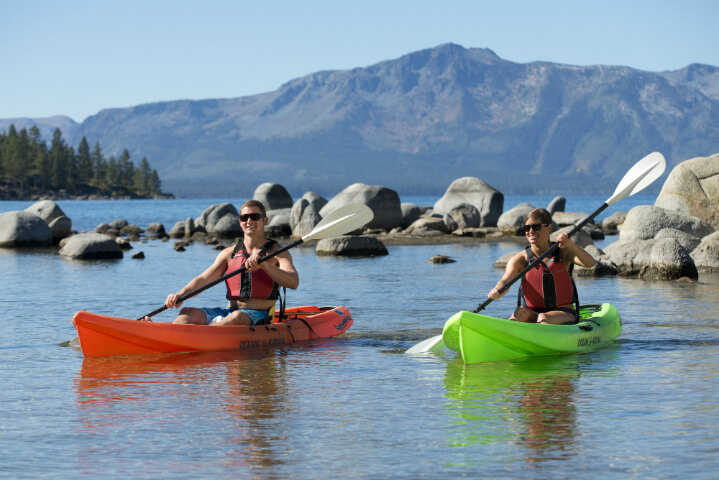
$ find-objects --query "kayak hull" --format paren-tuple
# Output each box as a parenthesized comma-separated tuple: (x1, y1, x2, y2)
(442, 303, 621, 364)
(72, 306, 353, 358)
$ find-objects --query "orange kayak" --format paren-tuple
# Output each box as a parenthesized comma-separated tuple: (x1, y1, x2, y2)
(72, 306, 353, 357)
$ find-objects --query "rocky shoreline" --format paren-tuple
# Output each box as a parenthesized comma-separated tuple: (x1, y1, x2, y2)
(1, 153, 718, 279)
(0, 181, 174, 201)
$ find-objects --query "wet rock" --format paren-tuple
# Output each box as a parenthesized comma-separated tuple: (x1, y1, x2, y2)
(0, 211, 53, 247)
(116, 238, 133, 250)
(59, 233, 123, 259)
(427, 255, 456, 264)
(109, 219, 128, 230)
(604, 239, 654, 275)
(120, 224, 143, 236)
(640, 238, 698, 280)
(452, 227, 487, 237)
(404, 217, 449, 235)
(691, 231, 719, 272)
(573, 245, 618, 277)
(146, 223, 166, 237)
(315, 235, 388, 257)
(174, 240, 190, 251)
(266, 223, 292, 238)
(131, 251, 145, 259)
(267, 208, 292, 236)
(93, 223, 111, 234)
(433, 177, 503, 227)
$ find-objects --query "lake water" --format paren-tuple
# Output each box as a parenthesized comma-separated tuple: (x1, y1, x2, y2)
(2, 195, 719, 479)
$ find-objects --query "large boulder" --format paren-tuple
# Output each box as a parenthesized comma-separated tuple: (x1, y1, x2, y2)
(266, 208, 292, 238)
(400, 203, 423, 229)
(59, 233, 123, 259)
(146, 223, 166, 238)
(573, 245, 619, 277)
(603, 239, 655, 274)
(433, 177, 503, 227)
(253, 183, 293, 210)
(319, 183, 402, 231)
(619, 205, 714, 241)
(603, 237, 698, 279)
(640, 238, 698, 280)
(315, 235, 388, 257)
(601, 211, 627, 234)
(552, 211, 589, 228)
(691, 231, 719, 272)
(195, 203, 242, 238)
(290, 193, 327, 238)
(24, 200, 72, 241)
(655, 153, 719, 228)
(547, 196, 566, 214)
(552, 226, 594, 248)
(497, 203, 534, 235)
(404, 217, 449, 236)
(0, 211, 53, 247)
(654, 228, 702, 252)
(443, 203, 481, 231)
(169, 217, 197, 239)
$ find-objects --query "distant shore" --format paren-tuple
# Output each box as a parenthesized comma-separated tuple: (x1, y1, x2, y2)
(0, 181, 174, 201)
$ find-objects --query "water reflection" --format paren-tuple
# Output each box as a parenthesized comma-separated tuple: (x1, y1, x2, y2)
(75, 349, 290, 472)
(443, 356, 582, 463)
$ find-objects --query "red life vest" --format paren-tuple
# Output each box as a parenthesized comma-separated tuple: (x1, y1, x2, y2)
(520, 245, 575, 310)
(225, 239, 280, 301)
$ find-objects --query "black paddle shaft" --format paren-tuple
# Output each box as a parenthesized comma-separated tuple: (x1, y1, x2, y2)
(473, 202, 609, 313)
(137, 238, 303, 320)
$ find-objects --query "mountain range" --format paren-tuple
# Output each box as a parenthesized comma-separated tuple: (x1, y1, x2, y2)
(3, 43, 719, 198)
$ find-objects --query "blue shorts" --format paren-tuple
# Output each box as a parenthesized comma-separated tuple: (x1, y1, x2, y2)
(200, 307, 271, 325)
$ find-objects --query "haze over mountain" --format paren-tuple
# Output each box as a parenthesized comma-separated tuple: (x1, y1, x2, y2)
(3, 43, 719, 198)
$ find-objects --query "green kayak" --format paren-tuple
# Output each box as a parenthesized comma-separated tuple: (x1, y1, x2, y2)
(442, 304, 622, 364)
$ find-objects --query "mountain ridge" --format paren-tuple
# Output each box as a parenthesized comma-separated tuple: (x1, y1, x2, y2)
(3, 43, 719, 197)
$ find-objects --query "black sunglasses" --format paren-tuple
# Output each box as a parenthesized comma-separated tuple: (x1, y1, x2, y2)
(240, 213, 265, 222)
(523, 223, 547, 233)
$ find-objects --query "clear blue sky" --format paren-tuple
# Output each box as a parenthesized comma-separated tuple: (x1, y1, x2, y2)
(2, 0, 717, 122)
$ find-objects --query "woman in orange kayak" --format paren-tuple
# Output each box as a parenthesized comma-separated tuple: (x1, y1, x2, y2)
(487, 208, 595, 325)
(142, 200, 299, 325)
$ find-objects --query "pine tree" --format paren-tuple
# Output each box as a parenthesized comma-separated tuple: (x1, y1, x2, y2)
(76, 137, 93, 184)
(48, 128, 68, 190)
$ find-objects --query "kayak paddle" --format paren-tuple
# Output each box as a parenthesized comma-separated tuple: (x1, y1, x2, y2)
(138, 202, 374, 320)
(406, 151, 666, 354)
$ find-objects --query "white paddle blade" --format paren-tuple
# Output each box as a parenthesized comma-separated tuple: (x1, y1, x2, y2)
(303, 203, 374, 241)
(406, 335, 444, 354)
(606, 152, 666, 205)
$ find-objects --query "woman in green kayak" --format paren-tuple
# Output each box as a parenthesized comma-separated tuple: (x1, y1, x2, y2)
(487, 208, 595, 325)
